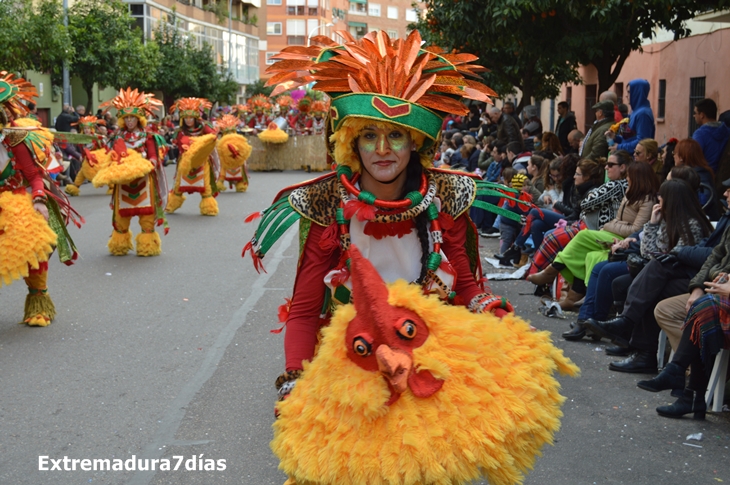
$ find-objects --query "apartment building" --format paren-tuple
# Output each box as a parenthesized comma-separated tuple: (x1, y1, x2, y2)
(261, 0, 425, 79)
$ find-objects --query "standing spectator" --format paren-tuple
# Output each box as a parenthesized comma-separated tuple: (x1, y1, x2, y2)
(489, 106, 524, 151)
(502, 101, 522, 128)
(74, 105, 86, 118)
(581, 101, 614, 162)
(598, 90, 624, 123)
(523, 105, 543, 136)
(555, 101, 577, 153)
(608, 79, 655, 155)
(692, 98, 730, 173)
(566, 129, 584, 155)
(54, 104, 76, 132)
(464, 105, 482, 135)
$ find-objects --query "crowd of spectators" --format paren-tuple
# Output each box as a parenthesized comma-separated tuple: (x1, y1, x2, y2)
(435, 82, 730, 421)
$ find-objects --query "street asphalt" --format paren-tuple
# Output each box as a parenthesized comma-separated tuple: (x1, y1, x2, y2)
(0, 167, 728, 485)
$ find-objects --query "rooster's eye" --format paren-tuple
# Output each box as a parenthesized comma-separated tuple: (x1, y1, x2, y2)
(353, 336, 372, 356)
(396, 320, 417, 340)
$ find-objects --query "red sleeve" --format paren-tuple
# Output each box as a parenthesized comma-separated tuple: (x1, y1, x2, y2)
(174, 130, 186, 153)
(284, 222, 341, 371)
(203, 124, 216, 135)
(442, 214, 490, 304)
(145, 134, 158, 165)
(10, 142, 45, 197)
(247, 117, 256, 128)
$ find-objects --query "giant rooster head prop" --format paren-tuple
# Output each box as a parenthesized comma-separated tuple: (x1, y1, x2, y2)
(273, 245, 579, 485)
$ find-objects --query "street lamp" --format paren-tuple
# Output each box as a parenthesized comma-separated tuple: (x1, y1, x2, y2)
(308, 22, 334, 46)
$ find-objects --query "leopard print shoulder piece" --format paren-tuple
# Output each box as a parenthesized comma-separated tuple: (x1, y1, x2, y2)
(288, 175, 340, 227)
(288, 169, 477, 226)
(2, 129, 28, 147)
(428, 169, 477, 218)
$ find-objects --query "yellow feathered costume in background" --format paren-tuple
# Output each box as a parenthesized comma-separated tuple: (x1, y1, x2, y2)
(66, 148, 110, 196)
(216, 114, 252, 192)
(166, 133, 219, 215)
(273, 246, 579, 485)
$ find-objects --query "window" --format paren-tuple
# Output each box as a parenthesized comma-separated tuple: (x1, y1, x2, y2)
(287, 5, 305, 14)
(368, 3, 380, 16)
(387, 6, 398, 19)
(307, 0, 318, 13)
(266, 52, 278, 65)
(267, 22, 282, 35)
(349, 2, 366, 14)
(129, 4, 144, 16)
(267, 0, 282, 4)
(584, 84, 597, 131)
(689, 77, 706, 136)
(308, 7, 318, 15)
(566, 86, 572, 110)
(405, 9, 418, 22)
(387, 30, 398, 39)
(658, 79, 666, 119)
(307, 19, 319, 38)
(287, 19, 306, 45)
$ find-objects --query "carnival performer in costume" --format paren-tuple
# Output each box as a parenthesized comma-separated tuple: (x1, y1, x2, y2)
(246, 95, 272, 134)
(94, 88, 168, 256)
(0, 71, 81, 326)
(216, 114, 252, 192)
(287, 97, 313, 135)
(65, 116, 109, 196)
(244, 31, 574, 485)
(309, 100, 328, 136)
(165, 97, 220, 215)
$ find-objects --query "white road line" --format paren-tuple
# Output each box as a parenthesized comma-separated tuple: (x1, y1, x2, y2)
(127, 228, 297, 485)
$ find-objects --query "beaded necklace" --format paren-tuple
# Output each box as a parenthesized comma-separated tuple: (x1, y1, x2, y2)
(335, 165, 446, 291)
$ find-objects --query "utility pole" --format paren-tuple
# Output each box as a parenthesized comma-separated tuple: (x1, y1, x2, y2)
(228, 0, 234, 77)
(62, 0, 71, 107)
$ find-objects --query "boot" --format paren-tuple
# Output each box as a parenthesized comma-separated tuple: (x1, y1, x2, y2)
(608, 350, 658, 374)
(527, 264, 559, 286)
(559, 289, 585, 312)
(637, 362, 686, 394)
(605, 345, 631, 357)
(562, 319, 587, 341)
(514, 253, 529, 268)
(656, 388, 706, 420)
(584, 316, 633, 348)
(498, 245, 521, 266)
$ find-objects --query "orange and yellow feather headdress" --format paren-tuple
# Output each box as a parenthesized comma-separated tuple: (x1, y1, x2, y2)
(170, 97, 212, 119)
(248, 94, 271, 112)
(0, 71, 38, 121)
(217, 114, 240, 134)
(101, 88, 162, 128)
(264, 29, 496, 152)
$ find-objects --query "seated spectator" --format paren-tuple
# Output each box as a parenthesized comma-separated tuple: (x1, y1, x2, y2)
(527, 151, 633, 277)
(692, 98, 730, 173)
(523, 105, 543, 136)
(529, 159, 659, 311)
(507, 141, 531, 171)
(537, 157, 564, 209)
(566, 129, 583, 155)
(526, 155, 547, 193)
(639, 287, 729, 420)
(586, 179, 716, 373)
(542, 131, 563, 156)
(633, 138, 664, 183)
(674, 138, 716, 211)
(521, 128, 535, 152)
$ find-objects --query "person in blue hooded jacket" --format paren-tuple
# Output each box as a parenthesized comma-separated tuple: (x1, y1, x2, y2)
(692, 98, 730, 173)
(607, 79, 655, 154)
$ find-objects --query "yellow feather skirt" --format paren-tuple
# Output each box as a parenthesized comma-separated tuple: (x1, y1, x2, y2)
(93, 148, 153, 186)
(0, 192, 57, 286)
(80, 148, 111, 181)
(217, 133, 252, 171)
(273, 281, 579, 485)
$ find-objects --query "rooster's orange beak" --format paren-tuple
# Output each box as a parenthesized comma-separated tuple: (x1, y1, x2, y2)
(376, 345, 412, 394)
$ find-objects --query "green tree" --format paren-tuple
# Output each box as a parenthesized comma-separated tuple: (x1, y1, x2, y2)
(417, 0, 730, 112)
(244, 79, 273, 98)
(563, 0, 730, 93)
(0, 0, 72, 76)
(68, 0, 157, 113)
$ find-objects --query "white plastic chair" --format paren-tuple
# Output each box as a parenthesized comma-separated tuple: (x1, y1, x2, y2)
(657, 330, 674, 369)
(706, 349, 729, 412)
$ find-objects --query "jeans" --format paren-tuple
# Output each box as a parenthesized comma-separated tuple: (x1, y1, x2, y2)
(578, 260, 629, 321)
(515, 208, 565, 249)
(470, 195, 500, 231)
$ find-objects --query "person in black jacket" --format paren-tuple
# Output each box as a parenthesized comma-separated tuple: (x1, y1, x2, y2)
(555, 102, 577, 154)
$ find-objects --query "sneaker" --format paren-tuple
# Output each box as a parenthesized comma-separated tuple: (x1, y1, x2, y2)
(479, 227, 500, 238)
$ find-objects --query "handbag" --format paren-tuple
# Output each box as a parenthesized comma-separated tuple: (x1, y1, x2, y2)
(626, 253, 650, 278)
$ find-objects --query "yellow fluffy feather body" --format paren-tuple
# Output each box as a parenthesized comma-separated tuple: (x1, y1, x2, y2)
(93, 148, 153, 186)
(0, 192, 57, 286)
(178, 134, 218, 173)
(273, 281, 579, 485)
(217, 133, 252, 171)
(80, 148, 110, 181)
